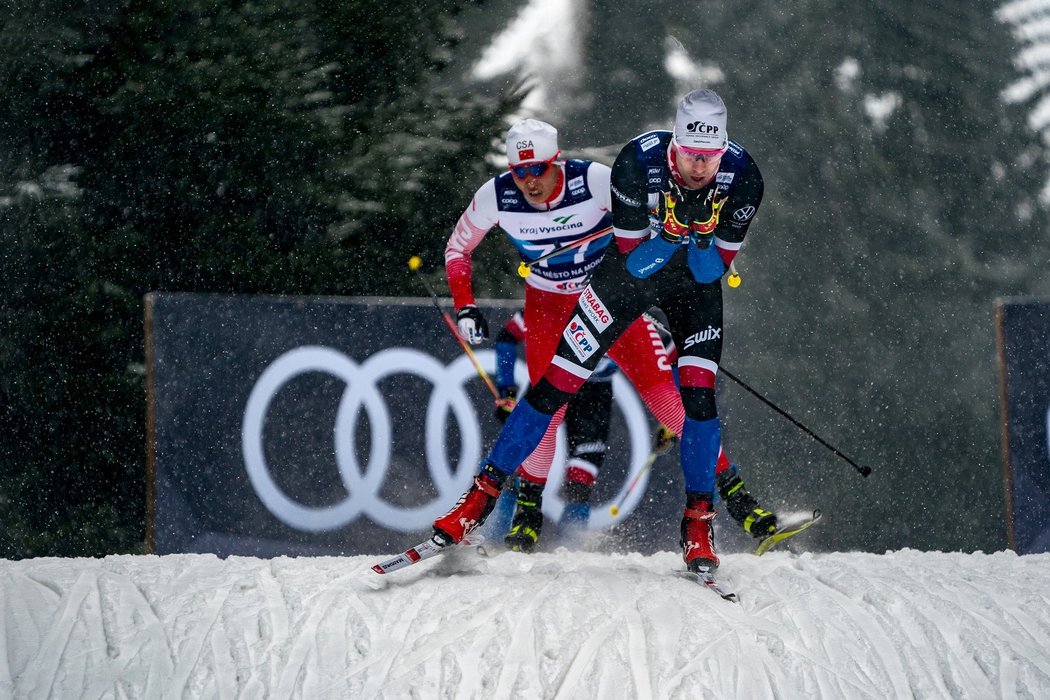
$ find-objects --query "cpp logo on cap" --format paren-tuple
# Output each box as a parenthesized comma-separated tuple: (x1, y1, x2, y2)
(685, 122, 720, 135)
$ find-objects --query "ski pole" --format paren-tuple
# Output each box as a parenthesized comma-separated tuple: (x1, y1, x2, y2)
(609, 451, 658, 517)
(517, 226, 613, 278)
(643, 315, 871, 478)
(610, 425, 676, 516)
(719, 367, 873, 478)
(408, 256, 500, 399)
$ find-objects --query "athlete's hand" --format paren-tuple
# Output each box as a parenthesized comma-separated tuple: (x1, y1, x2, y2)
(456, 305, 489, 345)
(626, 235, 680, 279)
(661, 182, 699, 243)
(687, 242, 726, 284)
(494, 386, 518, 424)
(652, 424, 678, 455)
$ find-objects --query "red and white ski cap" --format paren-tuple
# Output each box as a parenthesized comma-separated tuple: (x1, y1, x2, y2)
(673, 89, 729, 154)
(506, 119, 560, 165)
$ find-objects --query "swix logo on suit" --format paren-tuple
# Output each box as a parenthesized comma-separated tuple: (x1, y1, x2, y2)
(581, 287, 613, 331)
(564, 315, 598, 361)
(683, 326, 722, 348)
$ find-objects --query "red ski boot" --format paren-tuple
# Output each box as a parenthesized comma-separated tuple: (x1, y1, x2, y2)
(681, 496, 720, 573)
(433, 472, 503, 546)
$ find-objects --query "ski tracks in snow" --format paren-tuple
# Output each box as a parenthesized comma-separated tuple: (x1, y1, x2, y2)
(2, 549, 1050, 698)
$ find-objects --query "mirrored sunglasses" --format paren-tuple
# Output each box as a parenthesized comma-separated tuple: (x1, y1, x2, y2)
(509, 159, 554, 179)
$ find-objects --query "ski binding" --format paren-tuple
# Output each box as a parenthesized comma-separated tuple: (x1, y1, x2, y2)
(675, 568, 738, 603)
(371, 533, 485, 575)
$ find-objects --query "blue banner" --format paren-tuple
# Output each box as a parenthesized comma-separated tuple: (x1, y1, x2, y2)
(145, 293, 665, 556)
(997, 298, 1050, 554)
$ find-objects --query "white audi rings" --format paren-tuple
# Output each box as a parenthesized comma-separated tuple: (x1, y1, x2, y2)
(242, 345, 652, 532)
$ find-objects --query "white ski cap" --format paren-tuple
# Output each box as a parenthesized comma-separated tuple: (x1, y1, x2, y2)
(674, 89, 729, 152)
(506, 119, 560, 165)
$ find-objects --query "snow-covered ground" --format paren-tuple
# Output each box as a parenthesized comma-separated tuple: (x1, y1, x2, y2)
(3, 548, 1049, 699)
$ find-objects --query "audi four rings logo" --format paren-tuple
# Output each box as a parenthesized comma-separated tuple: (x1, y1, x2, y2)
(242, 346, 652, 533)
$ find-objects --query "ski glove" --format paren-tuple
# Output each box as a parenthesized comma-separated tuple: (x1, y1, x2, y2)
(494, 386, 518, 424)
(456, 305, 489, 345)
(687, 241, 726, 284)
(626, 235, 681, 278)
(652, 424, 678, 455)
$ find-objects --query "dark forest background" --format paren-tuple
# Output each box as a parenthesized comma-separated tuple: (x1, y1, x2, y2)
(2, 0, 1047, 558)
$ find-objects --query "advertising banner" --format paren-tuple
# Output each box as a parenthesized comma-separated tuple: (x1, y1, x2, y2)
(996, 298, 1050, 554)
(145, 293, 677, 557)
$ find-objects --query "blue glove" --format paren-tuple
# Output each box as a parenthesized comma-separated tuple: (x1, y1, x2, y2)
(687, 242, 726, 283)
(626, 236, 681, 279)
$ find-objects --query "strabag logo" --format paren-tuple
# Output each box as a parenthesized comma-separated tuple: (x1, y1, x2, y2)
(564, 315, 598, 361)
(581, 287, 613, 331)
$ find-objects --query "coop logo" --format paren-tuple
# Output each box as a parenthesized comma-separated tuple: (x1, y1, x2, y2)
(682, 325, 721, 348)
(564, 315, 598, 361)
(581, 287, 613, 331)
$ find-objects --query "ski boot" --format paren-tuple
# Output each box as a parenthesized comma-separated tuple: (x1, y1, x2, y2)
(482, 481, 517, 540)
(559, 468, 593, 530)
(504, 477, 544, 552)
(717, 464, 778, 540)
(681, 494, 719, 573)
(433, 470, 504, 546)
(560, 480, 592, 528)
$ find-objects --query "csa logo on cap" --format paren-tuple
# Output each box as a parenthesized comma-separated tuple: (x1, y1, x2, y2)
(518, 148, 535, 160)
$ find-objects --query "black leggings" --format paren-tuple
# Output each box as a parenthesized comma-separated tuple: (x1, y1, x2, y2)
(529, 247, 723, 421)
